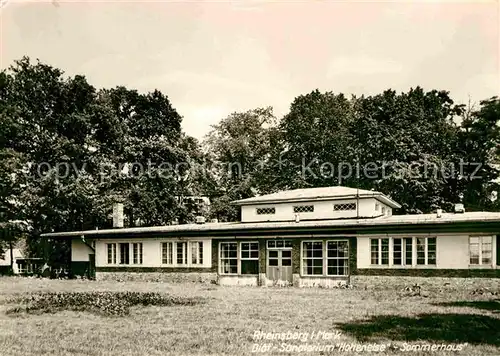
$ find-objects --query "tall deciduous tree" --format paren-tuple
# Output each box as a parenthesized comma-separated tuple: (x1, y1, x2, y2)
(204, 107, 277, 221)
(0, 57, 208, 267)
(458, 97, 500, 211)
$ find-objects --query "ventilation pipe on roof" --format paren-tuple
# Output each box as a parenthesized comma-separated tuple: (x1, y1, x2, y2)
(295, 213, 300, 223)
(112, 203, 124, 228)
(436, 209, 442, 218)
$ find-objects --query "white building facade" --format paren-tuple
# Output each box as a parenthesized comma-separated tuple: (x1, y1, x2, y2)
(45, 186, 500, 286)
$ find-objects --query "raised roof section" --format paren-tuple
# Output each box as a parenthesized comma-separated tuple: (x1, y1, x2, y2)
(232, 186, 401, 209)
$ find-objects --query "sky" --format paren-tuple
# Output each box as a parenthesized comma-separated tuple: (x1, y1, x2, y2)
(1, 0, 499, 140)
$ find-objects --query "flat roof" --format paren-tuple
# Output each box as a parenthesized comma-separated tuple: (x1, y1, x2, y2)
(232, 186, 401, 208)
(41, 211, 500, 238)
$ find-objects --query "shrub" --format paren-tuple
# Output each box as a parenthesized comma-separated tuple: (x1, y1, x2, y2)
(6, 291, 204, 317)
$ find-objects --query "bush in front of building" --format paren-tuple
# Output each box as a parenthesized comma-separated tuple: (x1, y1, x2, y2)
(6, 291, 205, 316)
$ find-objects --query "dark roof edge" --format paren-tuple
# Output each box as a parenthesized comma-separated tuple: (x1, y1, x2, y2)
(41, 219, 500, 239)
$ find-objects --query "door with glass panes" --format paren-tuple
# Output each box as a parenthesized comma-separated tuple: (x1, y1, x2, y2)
(266, 240, 293, 283)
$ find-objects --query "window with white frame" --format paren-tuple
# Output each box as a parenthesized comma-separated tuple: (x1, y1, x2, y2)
(17, 263, 25, 274)
(162, 242, 173, 265)
(267, 240, 293, 249)
(334, 203, 356, 211)
(301, 240, 349, 276)
(191, 241, 204, 265)
(107, 243, 117, 264)
(256, 207, 276, 215)
(176, 241, 188, 266)
(327, 241, 349, 276)
(240, 242, 259, 274)
(370, 238, 389, 265)
(293, 205, 314, 213)
(119, 243, 130, 265)
(220, 242, 238, 274)
(132, 243, 143, 264)
(416, 237, 436, 265)
(162, 241, 204, 266)
(393, 238, 412, 266)
(469, 236, 492, 265)
(302, 241, 324, 275)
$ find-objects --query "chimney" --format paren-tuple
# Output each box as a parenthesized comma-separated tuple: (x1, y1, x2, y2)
(454, 203, 465, 214)
(195, 216, 206, 224)
(295, 213, 300, 223)
(436, 209, 442, 218)
(112, 203, 124, 228)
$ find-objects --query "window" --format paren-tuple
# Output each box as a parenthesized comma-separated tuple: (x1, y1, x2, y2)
(162, 241, 205, 266)
(256, 207, 275, 215)
(219, 242, 260, 275)
(162, 242, 173, 265)
(176, 242, 188, 265)
(119, 243, 130, 264)
(302, 241, 323, 275)
(267, 240, 293, 249)
(220, 242, 238, 274)
(417, 237, 436, 265)
(470, 236, 492, 265)
(405, 238, 413, 265)
(293, 205, 314, 213)
(327, 241, 349, 276)
(428, 238, 436, 264)
(191, 241, 204, 265)
(240, 242, 259, 274)
(301, 240, 350, 276)
(370, 238, 389, 265)
(393, 239, 402, 265)
(17, 263, 25, 274)
(369, 237, 438, 267)
(334, 203, 356, 211)
(132, 243, 143, 264)
(393, 238, 412, 266)
(381, 206, 386, 215)
(375, 203, 380, 211)
(107, 243, 117, 264)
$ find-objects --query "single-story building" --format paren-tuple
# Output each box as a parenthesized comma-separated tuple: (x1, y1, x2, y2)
(0, 248, 23, 275)
(41, 186, 500, 286)
(0, 248, 44, 275)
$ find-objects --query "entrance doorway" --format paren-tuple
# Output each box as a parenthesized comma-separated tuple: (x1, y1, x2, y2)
(266, 240, 293, 283)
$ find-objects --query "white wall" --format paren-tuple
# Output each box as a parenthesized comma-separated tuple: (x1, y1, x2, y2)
(357, 233, 497, 269)
(94, 238, 212, 268)
(241, 198, 389, 223)
(71, 239, 93, 262)
(218, 275, 258, 286)
(0, 249, 23, 274)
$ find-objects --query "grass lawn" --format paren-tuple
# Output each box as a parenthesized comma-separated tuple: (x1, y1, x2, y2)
(0, 277, 499, 356)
